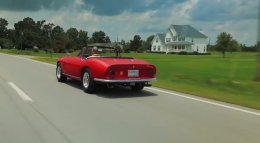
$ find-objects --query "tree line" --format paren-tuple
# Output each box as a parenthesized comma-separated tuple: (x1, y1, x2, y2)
(0, 17, 153, 53)
(209, 32, 258, 54)
(0, 17, 257, 54)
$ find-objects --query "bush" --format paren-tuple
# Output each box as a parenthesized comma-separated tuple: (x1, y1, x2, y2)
(179, 51, 188, 55)
(192, 51, 199, 55)
(0, 38, 13, 49)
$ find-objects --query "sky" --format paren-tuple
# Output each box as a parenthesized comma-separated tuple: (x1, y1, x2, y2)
(0, 0, 258, 45)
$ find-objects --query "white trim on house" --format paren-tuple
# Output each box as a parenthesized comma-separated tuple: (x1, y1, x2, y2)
(151, 25, 208, 53)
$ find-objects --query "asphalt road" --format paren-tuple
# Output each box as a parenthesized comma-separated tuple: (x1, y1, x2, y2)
(0, 53, 260, 143)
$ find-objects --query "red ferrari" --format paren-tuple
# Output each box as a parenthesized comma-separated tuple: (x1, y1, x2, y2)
(56, 45, 156, 93)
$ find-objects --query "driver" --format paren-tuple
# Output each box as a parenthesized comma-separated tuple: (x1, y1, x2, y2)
(89, 46, 100, 57)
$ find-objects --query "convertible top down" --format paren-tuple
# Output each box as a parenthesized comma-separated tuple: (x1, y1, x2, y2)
(56, 44, 156, 93)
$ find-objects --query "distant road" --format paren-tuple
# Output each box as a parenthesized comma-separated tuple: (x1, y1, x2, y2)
(0, 53, 260, 143)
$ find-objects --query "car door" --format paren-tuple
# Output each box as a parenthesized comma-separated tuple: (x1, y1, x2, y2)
(65, 56, 83, 79)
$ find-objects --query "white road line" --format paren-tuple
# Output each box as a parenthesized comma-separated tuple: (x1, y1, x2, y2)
(8, 82, 33, 102)
(146, 87, 260, 117)
(0, 53, 55, 67)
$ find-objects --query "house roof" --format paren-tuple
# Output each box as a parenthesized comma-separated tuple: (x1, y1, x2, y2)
(156, 33, 166, 44)
(170, 25, 207, 38)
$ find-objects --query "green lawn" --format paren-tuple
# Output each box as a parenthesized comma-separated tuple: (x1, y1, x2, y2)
(1, 49, 260, 109)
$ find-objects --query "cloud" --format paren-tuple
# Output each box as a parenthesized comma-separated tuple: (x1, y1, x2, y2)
(0, 0, 72, 11)
(78, 0, 187, 16)
(0, 0, 258, 45)
(0, 0, 188, 15)
(190, 0, 258, 21)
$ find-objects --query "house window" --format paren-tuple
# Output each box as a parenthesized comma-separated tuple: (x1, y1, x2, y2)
(173, 36, 177, 41)
(166, 38, 171, 42)
(156, 38, 158, 43)
(182, 46, 185, 49)
(158, 46, 160, 51)
(178, 46, 181, 49)
(178, 37, 185, 41)
(153, 45, 156, 51)
(175, 46, 177, 49)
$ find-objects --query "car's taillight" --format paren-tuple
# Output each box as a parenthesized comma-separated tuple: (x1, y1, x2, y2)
(106, 67, 115, 79)
(109, 70, 115, 76)
(146, 65, 156, 77)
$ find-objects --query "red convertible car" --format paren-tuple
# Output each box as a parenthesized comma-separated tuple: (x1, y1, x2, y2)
(56, 44, 156, 93)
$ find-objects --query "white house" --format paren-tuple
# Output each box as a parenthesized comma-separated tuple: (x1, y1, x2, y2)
(151, 25, 208, 53)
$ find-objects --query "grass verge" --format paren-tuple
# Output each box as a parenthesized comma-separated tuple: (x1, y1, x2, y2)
(1, 49, 260, 109)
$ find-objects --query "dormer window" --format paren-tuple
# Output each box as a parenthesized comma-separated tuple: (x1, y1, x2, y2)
(166, 38, 171, 42)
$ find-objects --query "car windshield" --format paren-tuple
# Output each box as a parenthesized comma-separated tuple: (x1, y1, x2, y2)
(79, 45, 122, 58)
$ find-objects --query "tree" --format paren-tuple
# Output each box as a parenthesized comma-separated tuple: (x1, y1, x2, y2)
(90, 31, 110, 43)
(13, 17, 46, 50)
(51, 26, 68, 52)
(78, 30, 88, 48)
(216, 32, 239, 57)
(130, 35, 142, 52)
(104, 36, 111, 43)
(66, 28, 78, 40)
(229, 39, 240, 52)
(141, 35, 155, 52)
(0, 18, 11, 48)
(66, 27, 79, 50)
(0, 18, 8, 38)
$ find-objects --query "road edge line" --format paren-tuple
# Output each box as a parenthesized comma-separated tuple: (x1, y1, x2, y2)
(146, 87, 260, 117)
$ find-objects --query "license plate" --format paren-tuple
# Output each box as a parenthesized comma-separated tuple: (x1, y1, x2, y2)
(128, 70, 139, 77)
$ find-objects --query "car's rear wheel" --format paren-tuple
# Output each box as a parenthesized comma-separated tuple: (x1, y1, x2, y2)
(56, 63, 67, 82)
(131, 82, 145, 91)
(82, 68, 95, 93)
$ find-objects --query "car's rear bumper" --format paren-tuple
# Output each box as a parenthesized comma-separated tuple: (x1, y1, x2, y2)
(94, 78, 156, 83)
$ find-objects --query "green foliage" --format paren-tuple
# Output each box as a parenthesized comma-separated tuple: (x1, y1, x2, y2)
(216, 32, 240, 57)
(130, 35, 142, 51)
(78, 30, 88, 48)
(140, 35, 154, 52)
(90, 31, 110, 43)
(0, 38, 13, 48)
(0, 18, 8, 38)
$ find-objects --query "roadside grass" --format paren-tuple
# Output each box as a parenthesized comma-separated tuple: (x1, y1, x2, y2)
(1, 49, 260, 109)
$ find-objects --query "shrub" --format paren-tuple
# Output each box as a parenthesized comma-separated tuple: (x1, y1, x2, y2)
(179, 51, 188, 55)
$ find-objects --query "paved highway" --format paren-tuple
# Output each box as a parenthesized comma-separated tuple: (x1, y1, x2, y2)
(0, 53, 260, 143)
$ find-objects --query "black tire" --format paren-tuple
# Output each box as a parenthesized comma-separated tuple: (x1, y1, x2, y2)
(82, 68, 95, 93)
(56, 63, 67, 82)
(131, 83, 145, 91)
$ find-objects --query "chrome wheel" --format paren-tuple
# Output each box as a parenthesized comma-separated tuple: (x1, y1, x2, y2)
(56, 65, 61, 79)
(56, 63, 67, 82)
(82, 68, 95, 93)
(83, 72, 90, 88)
